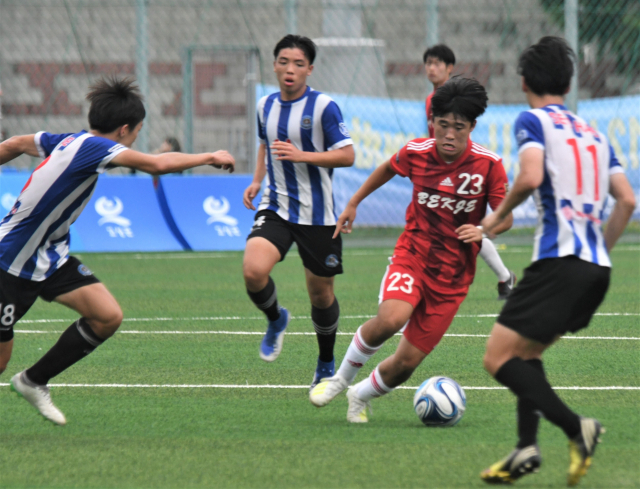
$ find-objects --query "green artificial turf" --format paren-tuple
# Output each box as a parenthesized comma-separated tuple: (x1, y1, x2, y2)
(1, 245, 638, 488)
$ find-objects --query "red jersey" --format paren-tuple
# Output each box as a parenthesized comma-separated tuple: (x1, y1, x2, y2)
(390, 138, 508, 286)
(425, 92, 435, 138)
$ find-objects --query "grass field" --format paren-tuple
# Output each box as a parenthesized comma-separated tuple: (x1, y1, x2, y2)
(1, 242, 638, 488)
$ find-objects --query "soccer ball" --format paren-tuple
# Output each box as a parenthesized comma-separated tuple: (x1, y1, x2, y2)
(413, 376, 466, 427)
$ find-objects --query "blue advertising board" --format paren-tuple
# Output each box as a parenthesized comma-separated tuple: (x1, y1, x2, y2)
(71, 176, 184, 252)
(157, 175, 256, 251)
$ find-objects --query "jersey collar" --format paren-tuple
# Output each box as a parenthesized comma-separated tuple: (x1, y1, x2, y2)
(430, 138, 473, 166)
(277, 86, 311, 105)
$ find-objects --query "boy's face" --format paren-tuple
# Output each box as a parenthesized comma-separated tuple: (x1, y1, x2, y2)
(425, 56, 453, 87)
(433, 112, 475, 161)
(274, 47, 313, 99)
(119, 121, 143, 148)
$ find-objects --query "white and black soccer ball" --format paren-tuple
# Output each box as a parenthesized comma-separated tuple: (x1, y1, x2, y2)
(413, 376, 466, 427)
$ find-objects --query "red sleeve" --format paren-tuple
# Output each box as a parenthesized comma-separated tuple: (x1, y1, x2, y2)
(486, 158, 509, 211)
(390, 144, 411, 178)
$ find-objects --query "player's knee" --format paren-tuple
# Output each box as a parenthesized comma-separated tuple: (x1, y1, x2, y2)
(89, 306, 123, 339)
(377, 312, 408, 333)
(309, 290, 334, 309)
(483, 352, 500, 376)
(242, 261, 268, 289)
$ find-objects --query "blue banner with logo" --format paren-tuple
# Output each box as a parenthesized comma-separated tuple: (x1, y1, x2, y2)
(71, 176, 184, 252)
(157, 175, 255, 251)
(259, 85, 639, 226)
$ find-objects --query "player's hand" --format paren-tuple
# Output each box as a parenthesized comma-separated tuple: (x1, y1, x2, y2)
(243, 182, 261, 210)
(211, 151, 235, 173)
(456, 224, 484, 243)
(333, 203, 357, 239)
(480, 212, 503, 236)
(271, 139, 304, 162)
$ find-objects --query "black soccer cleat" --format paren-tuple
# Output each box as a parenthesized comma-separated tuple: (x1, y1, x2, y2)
(567, 418, 604, 486)
(481, 445, 541, 484)
(497, 271, 517, 300)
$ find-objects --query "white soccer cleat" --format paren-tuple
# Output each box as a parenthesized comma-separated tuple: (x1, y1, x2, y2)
(10, 371, 67, 426)
(346, 387, 371, 423)
(309, 375, 349, 407)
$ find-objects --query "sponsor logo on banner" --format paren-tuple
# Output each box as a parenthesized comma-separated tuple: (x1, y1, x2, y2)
(1, 193, 17, 211)
(203, 196, 241, 237)
(95, 196, 133, 238)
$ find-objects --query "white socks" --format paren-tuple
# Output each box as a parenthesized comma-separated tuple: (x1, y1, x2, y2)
(352, 366, 395, 402)
(336, 326, 381, 384)
(479, 238, 511, 282)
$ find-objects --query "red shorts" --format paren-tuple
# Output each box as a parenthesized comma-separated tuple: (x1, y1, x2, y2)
(378, 256, 468, 354)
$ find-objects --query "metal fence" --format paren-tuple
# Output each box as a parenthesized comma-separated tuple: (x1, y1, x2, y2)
(0, 0, 638, 218)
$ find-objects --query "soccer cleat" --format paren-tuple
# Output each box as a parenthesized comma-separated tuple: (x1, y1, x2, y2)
(480, 445, 541, 484)
(346, 387, 371, 423)
(497, 271, 517, 300)
(310, 358, 335, 391)
(567, 418, 604, 486)
(10, 371, 67, 426)
(259, 307, 289, 362)
(309, 374, 349, 407)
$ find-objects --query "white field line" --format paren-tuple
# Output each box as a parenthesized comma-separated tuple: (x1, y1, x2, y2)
(12, 330, 640, 340)
(77, 246, 639, 260)
(0, 382, 638, 391)
(16, 311, 640, 325)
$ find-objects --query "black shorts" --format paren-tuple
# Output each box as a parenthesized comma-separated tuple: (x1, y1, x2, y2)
(247, 210, 343, 277)
(498, 256, 610, 344)
(0, 256, 100, 342)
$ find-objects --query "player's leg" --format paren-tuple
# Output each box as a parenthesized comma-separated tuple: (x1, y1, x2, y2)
(304, 269, 340, 388)
(243, 211, 294, 362)
(12, 257, 116, 425)
(24, 281, 122, 386)
(0, 339, 13, 375)
(481, 257, 610, 485)
(478, 238, 515, 300)
(292, 221, 344, 386)
(309, 299, 414, 407)
(346, 336, 428, 421)
(346, 284, 466, 423)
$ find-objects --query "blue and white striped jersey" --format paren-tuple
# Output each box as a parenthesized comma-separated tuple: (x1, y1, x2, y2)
(0, 131, 128, 281)
(515, 104, 624, 267)
(257, 86, 353, 226)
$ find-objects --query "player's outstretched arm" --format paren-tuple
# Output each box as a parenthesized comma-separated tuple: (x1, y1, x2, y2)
(271, 140, 355, 168)
(482, 147, 543, 235)
(0, 135, 40, 165)
(604, 172, 636, 252)
(333, 160, 396, 238)
(111, 149, 235, 175)
(243, 144, 267, 210)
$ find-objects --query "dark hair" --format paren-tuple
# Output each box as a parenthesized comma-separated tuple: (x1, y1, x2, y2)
(517, 36, 575, 96)
(423, 44, 456, 65)
(431, 76, 488, 122)
(274, 34, 317, 64)
(86, 77, 146, 134)
(164, 136, 181, 152)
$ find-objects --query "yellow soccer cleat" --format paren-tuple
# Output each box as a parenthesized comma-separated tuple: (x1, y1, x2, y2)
(309, 375, 348, 407)
(480, 445, 541, 484)
(346, 387, 371, 423)
(567, 418, 604, 486)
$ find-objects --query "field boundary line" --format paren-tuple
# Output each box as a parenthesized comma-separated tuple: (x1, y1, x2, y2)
(13, 330, 640, 340)
(16, 311, 639, 325)
(0, 382, 638, 391)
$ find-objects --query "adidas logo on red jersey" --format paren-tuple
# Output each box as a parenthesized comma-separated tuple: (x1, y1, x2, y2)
(439, 177, 454, 187)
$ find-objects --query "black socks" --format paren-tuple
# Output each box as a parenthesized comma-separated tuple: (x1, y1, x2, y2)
(312, 298, 340, 362)
(26, 318, 104, 386)
(495, 357, 581, 441)
(516, 359, 544, 448)
(247, 276, 280, 322)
